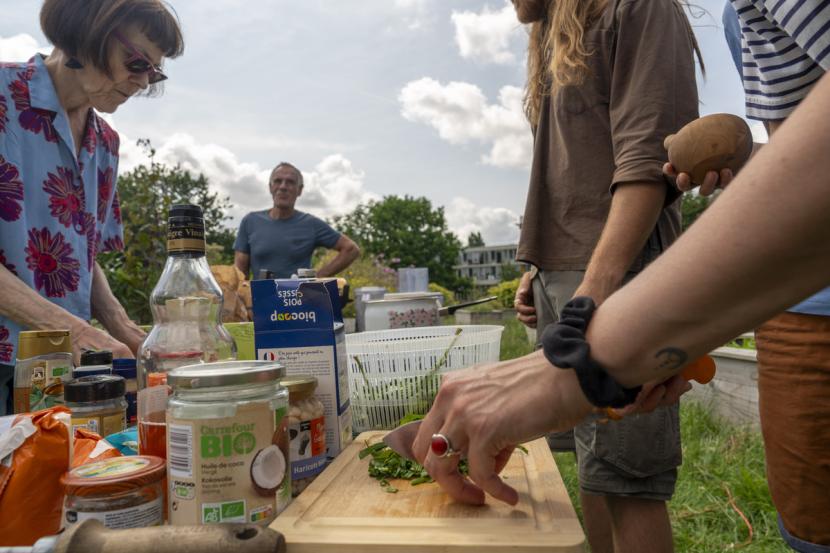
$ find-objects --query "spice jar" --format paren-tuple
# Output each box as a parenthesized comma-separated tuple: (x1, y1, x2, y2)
(281, 375, 326, 497)
(74, 350, 113, 378)
(65, 375, 127, 437)
(62, 456, 166, 529)
(166, 361, 290, 525)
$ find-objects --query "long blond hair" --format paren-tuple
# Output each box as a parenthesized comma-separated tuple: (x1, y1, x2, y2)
(523, 0, 704, 124)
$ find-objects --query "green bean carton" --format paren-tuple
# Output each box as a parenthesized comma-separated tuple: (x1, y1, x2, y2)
(252, 278, 352, 459)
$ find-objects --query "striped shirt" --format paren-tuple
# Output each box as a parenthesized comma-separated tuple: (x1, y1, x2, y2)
(730, 0, 830, 120)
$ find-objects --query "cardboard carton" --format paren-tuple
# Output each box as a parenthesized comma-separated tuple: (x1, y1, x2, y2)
(252, 279, 352, 458)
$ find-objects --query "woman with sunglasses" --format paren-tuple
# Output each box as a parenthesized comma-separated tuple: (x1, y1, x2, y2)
(0, 0, 183, 415)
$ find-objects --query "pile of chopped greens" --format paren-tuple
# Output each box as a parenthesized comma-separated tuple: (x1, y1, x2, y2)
(358, 440, 469, 493)
(358, 412, 469, 493)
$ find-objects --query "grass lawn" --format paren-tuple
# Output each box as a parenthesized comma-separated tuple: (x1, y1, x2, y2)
(497, 318, 787, 552)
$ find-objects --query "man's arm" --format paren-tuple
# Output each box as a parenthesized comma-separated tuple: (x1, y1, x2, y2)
(573, 183, 666, 304)
(590, 71, 830, 387)
(235, 251, 251, 280)
(90, 262, 145, 355)
(317, 235, 360, 278)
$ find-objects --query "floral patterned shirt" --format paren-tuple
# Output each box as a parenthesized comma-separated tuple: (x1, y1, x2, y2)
(0, 55, 124, 364)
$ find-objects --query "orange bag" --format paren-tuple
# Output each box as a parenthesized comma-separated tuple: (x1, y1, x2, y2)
(72, 427, 121, 468)
(0, 406, 71, 546)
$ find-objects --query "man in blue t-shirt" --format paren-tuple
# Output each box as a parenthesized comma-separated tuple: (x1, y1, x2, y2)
(233, 162, 360, 279)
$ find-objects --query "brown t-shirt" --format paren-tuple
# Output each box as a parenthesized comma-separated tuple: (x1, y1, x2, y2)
(517, 0, 699, 272)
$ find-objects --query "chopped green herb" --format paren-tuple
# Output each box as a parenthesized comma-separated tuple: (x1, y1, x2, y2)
(359, 439, 469, 493)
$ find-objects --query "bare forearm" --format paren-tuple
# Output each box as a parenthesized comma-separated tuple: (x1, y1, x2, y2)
(317, 239, 360, 278)
(578, 183, 666, 302)
(91, 263, 129, 329)
(234, 252, 251, 280)
(588, 72, 830, 387)
(317, 250, 357, 277)
(91, 262, 144, 352)
(0, 265, 85, 331)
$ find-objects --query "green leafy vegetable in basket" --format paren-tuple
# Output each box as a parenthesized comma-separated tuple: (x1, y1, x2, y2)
(354, 328, 464, 420)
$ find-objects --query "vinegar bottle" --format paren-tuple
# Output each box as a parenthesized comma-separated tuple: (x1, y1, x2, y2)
(136, 204, 237, 458)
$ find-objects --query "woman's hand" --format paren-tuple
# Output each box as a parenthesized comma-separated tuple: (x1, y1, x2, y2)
(514, 271, 537, 328)
(411, 350, 593, 506)
(663, 162, 734, 196)
(106, 320, 146, 356)
(70, 322, 135, 365)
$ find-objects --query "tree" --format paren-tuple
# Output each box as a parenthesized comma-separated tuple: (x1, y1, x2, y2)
(332, 195, 464, 291)
(98, 140, 236, 324)
(499, 262, 523, 282)
(681, 191, 714, 230)
(466, 231, 485, 248)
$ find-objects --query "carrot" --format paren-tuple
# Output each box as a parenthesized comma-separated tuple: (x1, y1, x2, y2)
(681, 355, 716, 384)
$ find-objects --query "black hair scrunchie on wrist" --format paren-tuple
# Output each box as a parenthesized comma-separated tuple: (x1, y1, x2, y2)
(541, 296, 641, 408)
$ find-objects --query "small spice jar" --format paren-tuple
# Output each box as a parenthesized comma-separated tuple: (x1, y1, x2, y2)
(65, 375, 127, 437)
(74, 350, 113, 378)
(281, 375, 326, 497)
(62, 455, 166, 529)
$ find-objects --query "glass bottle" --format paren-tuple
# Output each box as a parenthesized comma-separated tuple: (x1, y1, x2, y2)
(137, 204, 237, 458)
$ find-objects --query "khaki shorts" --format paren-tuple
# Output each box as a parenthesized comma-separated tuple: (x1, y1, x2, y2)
(532, 269, 681, 501)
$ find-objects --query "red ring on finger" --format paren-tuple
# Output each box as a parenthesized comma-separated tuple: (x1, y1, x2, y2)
(431, 433, 459, 458)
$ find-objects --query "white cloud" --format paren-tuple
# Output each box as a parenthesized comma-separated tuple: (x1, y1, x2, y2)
(114, 130, 377, 225)
(393, 0, 433, 30)
(451, 2, 522, 65)
(298, 154, 380, 220)
(446, 197, 520, 245)
(115, 127, 516, 244)
(399, 77, 532, 169)
(0, 33, 52, 62)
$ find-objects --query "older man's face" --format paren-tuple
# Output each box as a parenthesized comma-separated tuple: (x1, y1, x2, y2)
(512, 0, 546, 23)
(269, 166, 302, 210)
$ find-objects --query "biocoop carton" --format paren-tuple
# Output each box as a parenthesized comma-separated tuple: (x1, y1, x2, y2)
(252, 279, 352, 459)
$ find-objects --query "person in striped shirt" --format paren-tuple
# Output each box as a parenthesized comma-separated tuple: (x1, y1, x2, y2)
(669, 2, 830, 550)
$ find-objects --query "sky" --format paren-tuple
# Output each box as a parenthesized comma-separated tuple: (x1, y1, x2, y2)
(0, 0, 761, 246)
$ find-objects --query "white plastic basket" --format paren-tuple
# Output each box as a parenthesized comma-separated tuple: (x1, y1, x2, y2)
(346, 325, 504, 432)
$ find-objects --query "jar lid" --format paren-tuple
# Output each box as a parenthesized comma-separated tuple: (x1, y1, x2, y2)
(17, 330, 71, 359)
(280, 375, 318, 396)
(62, 456, 166, 496)
(167, 361, 285, 389)
(72, 366, 112, 378)
(65, 375, 125, 402)
(80, 350, 113, 366)
(112, 358, 137, 378)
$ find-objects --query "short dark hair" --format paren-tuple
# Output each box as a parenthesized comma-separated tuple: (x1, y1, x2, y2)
(40, 0, 184, 83)
(272, 162, 304, 188)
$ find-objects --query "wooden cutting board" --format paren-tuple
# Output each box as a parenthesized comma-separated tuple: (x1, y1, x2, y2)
(270, 431, 585, 552)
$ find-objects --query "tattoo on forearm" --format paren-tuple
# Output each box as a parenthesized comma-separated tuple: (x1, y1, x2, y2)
(655, 347, 688, 373)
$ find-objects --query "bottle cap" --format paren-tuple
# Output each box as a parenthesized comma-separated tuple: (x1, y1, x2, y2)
(80, 350, 113, 366)
(65, 375, 126, 402)
(167, 204, 205, 254)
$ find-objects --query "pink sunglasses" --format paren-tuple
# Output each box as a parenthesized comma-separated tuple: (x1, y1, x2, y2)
(113, 30, 167, 84)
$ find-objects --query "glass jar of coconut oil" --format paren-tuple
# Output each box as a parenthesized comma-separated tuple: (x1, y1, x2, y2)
(166, 361, 290, 526)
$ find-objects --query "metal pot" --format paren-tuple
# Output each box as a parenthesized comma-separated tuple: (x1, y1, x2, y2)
(362, 293, 497, 331)
(363, 292, 444, 331)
